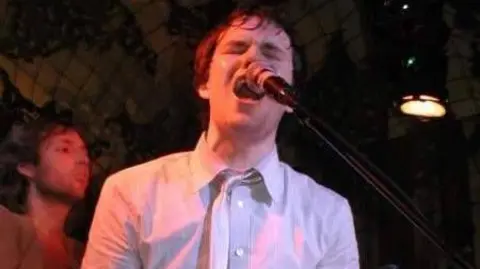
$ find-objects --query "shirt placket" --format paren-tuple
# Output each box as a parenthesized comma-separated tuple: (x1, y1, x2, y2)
(227, 178, 254, 269)
(210, 170, 263, 269)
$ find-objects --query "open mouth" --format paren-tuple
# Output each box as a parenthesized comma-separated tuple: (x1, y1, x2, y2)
(233, 78, 265, 101)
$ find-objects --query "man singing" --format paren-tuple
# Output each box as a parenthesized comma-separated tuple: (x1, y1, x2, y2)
(82, 7, 359, 269)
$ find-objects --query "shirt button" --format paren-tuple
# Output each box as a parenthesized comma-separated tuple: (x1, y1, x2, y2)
(235, 248, 244, 257)
(237, 200, 244, 208)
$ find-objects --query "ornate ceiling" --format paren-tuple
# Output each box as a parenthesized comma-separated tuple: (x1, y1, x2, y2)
(0, 0, 478, 175)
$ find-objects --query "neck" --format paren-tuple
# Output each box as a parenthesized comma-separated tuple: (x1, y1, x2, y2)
(205, 123, 276, 171)
(27, 187, 71, 239)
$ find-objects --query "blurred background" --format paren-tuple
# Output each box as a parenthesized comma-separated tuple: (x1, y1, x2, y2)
(0, 0, 478, 268)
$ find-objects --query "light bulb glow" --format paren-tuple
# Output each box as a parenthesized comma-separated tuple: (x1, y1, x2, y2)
(400, 95, 446, 118)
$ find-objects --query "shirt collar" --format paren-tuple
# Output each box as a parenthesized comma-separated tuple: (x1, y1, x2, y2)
(188, 133, 284, 202)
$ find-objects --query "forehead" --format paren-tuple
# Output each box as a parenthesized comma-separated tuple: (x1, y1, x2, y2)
(218, 16, 291, 48)
(42, 128, 85, 148)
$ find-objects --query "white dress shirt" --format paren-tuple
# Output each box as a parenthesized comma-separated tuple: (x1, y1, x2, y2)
(81, 135, 359, 269)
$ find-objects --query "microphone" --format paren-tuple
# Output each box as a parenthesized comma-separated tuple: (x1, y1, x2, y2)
(246, 63, 298, 108)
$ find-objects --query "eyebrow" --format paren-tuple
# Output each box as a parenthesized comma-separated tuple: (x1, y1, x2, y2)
(55, 138, 87, 150)
(223, 39, 289, 53)
(262, 41, 286, 52)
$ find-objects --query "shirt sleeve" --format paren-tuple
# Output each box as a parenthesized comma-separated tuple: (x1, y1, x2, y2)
(81, 176, 142, 269)
(316, 198, 360, 269)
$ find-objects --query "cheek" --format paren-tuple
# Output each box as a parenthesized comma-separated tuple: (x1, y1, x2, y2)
(35, 164, 60, 186)
(43, 155, 74, 175)
(277, 62, 294, 84)
(219, 58, 229, 69)
(208, 55, 238, 87)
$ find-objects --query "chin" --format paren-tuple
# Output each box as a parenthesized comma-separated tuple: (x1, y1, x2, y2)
(64, 194, 85, 204)
(66, 187, 86, 201)
(228, 115, 259, 128)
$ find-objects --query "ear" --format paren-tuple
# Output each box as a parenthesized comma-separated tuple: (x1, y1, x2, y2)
(197, 84, 210, 100)
(16, 163, 36, 180)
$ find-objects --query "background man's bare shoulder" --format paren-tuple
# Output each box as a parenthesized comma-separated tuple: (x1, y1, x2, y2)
(0, 205, 44, 269)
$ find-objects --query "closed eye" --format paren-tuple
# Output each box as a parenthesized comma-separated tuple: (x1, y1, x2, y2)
(223, 40, 249, 54)
(221, 40, 288, 60)
(261, 43, 286, 60)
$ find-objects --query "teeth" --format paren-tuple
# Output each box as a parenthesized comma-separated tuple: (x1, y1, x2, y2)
(234, 79, 265, 100)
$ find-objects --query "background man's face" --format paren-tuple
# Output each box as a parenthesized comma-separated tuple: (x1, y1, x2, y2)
(33, 128, 90, 203)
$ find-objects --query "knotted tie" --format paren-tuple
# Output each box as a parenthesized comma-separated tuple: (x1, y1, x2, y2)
(208, 168, 263, 269)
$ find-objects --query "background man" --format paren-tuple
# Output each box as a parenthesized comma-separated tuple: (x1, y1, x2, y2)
(0, 118, 91, 269)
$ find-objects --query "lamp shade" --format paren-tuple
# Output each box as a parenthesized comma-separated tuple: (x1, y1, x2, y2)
(399, 94, 446, 118)
(396, 51, 449, 118)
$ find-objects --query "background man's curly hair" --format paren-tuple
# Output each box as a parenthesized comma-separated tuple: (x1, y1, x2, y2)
(0, 117, 87, 214)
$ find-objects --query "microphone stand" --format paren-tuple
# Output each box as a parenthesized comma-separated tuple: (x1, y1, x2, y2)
(269, 88, 475, 269)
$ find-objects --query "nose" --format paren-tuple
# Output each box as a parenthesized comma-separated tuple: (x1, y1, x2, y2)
(75, 150, 90, 166)
(241, 45, 263, 70)
(240, 45, 274, 76)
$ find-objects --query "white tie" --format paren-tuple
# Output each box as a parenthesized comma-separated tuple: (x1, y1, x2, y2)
(209, 170, 236, 269)
(208, 169, 263, 269)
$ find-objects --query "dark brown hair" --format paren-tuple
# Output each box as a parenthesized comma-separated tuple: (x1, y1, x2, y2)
(0, 117, 88, 214)
(193, 7, 305, 129)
